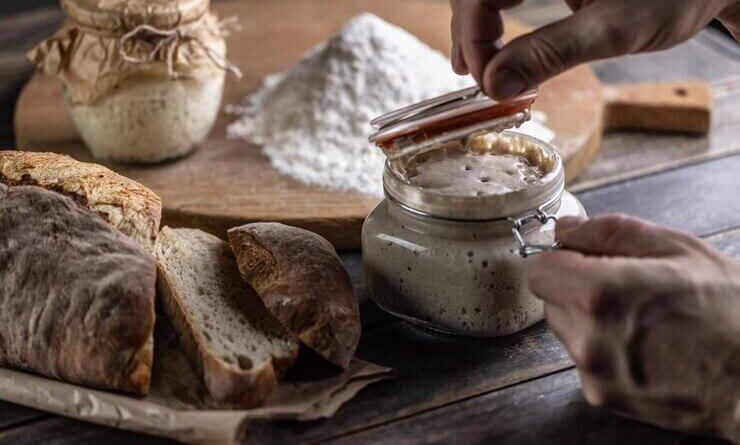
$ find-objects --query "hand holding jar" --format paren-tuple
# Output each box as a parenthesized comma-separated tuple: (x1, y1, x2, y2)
(529, 214, 740, 442)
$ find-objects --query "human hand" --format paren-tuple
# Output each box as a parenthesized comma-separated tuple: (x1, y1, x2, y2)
(528, 214, 740, 442)
(450, 0, 740, 100)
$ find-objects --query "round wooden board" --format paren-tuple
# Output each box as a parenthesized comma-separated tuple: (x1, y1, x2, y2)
(14, 0, 603, 249)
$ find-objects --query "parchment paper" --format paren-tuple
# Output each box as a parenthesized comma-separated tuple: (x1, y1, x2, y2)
(0, 323, 393, 445)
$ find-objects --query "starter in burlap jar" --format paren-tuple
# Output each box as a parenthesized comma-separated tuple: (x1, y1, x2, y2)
(29, 0, 241, 163)
(364, 87, 587, 337)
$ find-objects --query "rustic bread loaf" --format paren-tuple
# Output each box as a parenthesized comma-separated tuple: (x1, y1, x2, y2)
(228, 223, 361, 370)
(0, 150, 161, 251)
(155, 227, 299, 406)
(0, 183, 156, 394)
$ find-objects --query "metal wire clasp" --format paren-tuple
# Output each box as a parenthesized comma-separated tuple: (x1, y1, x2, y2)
(509, 205, 560, 258)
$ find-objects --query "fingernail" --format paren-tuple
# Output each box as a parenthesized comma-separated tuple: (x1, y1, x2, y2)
(490, 68, 527, 99)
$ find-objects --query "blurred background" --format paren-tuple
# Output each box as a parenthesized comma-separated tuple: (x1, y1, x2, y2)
(0, 0, 735, 145)
(1, 0, 735, 36)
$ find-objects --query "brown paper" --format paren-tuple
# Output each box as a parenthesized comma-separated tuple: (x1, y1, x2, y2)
(28, 11, 237, 105)
(0, 324, 393, 445)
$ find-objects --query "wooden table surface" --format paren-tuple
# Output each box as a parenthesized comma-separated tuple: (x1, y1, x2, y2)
(1, 1, 739, 444)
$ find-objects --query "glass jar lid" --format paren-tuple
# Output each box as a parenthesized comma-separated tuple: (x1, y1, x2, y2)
(369, 86, 537, 160)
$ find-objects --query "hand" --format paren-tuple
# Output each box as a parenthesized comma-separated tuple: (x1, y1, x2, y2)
(450, 0, 740, 100)
(528, 214, 740, 442)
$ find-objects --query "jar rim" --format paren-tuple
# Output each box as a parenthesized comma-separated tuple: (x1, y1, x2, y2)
(382, 131, 565, 221)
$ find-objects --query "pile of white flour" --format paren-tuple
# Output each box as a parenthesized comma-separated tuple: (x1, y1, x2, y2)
(227, 13, 553, 197)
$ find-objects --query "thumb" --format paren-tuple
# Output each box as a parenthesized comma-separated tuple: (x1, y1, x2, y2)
(482, 5, 633, 99)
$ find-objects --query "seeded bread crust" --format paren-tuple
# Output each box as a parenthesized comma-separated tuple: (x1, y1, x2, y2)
(0, 150, 161, 251)
(155, 227, 299, 406)
(228, 223, 361, 370)
(0, 184, 156, 394)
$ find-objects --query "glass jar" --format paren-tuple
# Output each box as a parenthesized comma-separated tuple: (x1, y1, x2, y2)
(29, 0, 240, 163)
(363, 88, 586, 337)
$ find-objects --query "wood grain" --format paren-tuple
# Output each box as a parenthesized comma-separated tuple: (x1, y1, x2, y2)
(572, 87, 740, 192)
(246, 322, 570, 444)
(320, 369, 724, 445)
(577, 153, 740, 237)
(603, 81, 712, 134)
(14, 0, 605, 250)
(0, 402, 46, 430)
(0, 417, 177, 445)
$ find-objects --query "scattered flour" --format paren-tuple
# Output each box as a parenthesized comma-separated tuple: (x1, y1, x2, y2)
(227, 13, 553, 197)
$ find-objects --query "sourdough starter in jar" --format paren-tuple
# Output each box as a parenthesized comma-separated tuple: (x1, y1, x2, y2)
(29, 0, 238, 163)
(362, 131, 586, 336)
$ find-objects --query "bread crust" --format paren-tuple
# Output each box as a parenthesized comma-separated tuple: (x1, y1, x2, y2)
(0, 184, 156, 394)
(155, 227, 299, 406)
(0, 150, 161, 251)
(228, 223, 361, 370)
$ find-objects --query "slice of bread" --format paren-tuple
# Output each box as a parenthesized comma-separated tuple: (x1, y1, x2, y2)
(155, 227, 299, 406)
(0, 150, 161, 251)
(228, 223, 361, 370)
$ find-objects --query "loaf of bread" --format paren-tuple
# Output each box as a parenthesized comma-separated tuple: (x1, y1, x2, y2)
(156, 227, 299, 406)
(0, 183, 156, 394)
(228, 223, 361, 370)
(0, 151, 161, 251)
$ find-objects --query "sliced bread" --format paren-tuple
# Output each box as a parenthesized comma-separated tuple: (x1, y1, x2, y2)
(0, 150, 161, 251)
(0, 183, 156, 394)
(155, 227, 299, 406)
(228, 223, 361, 370)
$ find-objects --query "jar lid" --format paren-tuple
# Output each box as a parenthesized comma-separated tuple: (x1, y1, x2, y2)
(369, 86, 537, 160)
(61, 0, 210, 31)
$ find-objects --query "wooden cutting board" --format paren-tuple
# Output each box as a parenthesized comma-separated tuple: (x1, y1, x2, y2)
(14, 0, 711, 249)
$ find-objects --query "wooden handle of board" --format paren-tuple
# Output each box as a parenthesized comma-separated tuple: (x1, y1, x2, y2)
(602, 81, 712, 134)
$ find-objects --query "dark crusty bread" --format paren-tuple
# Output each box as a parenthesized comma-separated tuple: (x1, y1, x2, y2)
(228, 223, 361, 370)
(155, 227, 299, 406)
(0, 151, 161, 251)
(0, 183, 156, 394)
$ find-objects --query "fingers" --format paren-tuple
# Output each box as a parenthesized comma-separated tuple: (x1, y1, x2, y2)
(529, 249, 625, 313)
(718, 2, 740, 41)
(481, 2, 636, 99)
(555, 214, 697, 258)
(450, 13, 468, 74)
(450, 0, 521, 86)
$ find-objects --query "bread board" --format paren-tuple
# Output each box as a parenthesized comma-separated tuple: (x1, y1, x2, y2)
(14, 0, 711, 249)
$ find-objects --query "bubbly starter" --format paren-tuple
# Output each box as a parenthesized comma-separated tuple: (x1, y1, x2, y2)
(362, 133, 579, 336)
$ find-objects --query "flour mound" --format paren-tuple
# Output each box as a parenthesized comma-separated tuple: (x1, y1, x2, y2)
(227, 13, 473, 197)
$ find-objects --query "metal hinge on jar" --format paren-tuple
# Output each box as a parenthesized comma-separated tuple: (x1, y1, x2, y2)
(509, 205, 560, 258)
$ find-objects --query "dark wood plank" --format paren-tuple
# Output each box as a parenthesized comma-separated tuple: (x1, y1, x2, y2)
(340, 252, 397, 330)
(576, 154, 740, 237)
(246, 321, 570, 444)
(706, 227, 740, 259)
(0, 402, 46, 430)
(0, 417, 177, 445)
(571, 86, 740, 192)
(320, 369, 727, 445)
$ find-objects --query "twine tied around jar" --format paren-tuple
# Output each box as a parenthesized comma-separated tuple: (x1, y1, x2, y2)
(118, 16, 242, 79)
